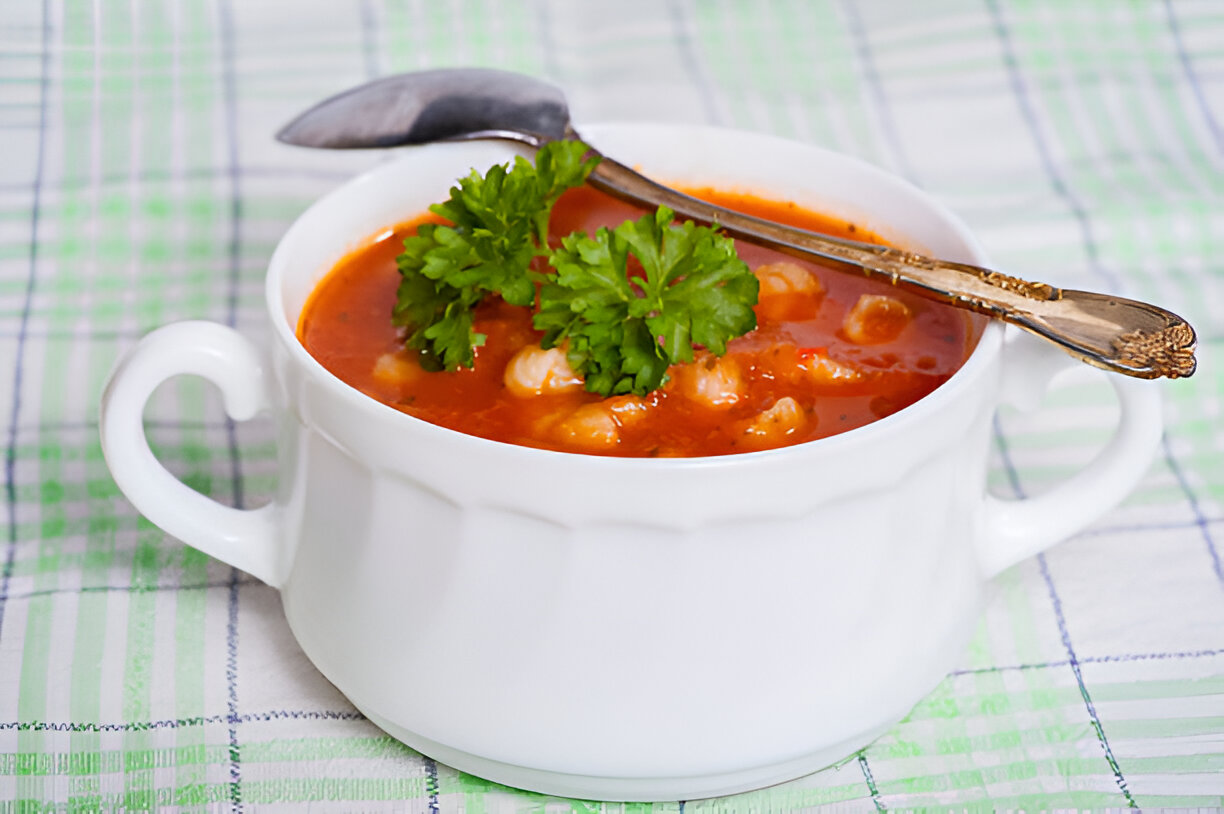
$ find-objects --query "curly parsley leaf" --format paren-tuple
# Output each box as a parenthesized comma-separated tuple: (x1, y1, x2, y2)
(392, 139, 599, 370)
(535, 206, 758, 396)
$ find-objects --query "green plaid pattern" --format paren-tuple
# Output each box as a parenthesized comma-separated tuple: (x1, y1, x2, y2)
(2, 0, 1222, 809)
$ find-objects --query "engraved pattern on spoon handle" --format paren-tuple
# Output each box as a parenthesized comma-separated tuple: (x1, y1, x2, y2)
(585, 153, 1197, 379)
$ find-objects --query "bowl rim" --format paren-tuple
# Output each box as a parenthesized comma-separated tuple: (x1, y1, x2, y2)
(266, 121, 1003, 468)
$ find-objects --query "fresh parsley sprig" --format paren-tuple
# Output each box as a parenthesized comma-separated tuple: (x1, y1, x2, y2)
(392, 139, 598, 370)
(535, 207, 758, 396)
(392, 140, 760, 396)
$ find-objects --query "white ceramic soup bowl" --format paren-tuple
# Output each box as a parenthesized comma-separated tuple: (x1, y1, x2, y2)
(100, 123, 1162, 801)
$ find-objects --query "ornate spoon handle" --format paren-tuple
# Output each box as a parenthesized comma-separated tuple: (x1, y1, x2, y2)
(586, 150, 1197, 380)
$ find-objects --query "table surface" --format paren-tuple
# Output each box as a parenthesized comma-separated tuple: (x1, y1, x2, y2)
(1, 1, 1222, 810)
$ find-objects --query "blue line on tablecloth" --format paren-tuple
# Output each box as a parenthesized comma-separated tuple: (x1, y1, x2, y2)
(992, 417, 1137, 807)
(219, 1, 245, 809)
(1079, 516, 1224, 538)
(832, 11, 913, 778)
(668, 0, 725, 127)
(425, 759, 440, 814)
(0, 709, 368, 733)
(1160, 435, 1223, 588)
(358, 0, 382, 82)
(224, 574, 243, 803)
(535, 0, 564, 94)
(840, 0, 917, 185)
(0, 0, 50, 648)
(951, 645, 1224, 676)
(1037, 554, 1138, 807)
(857, 752, 887, 811)
(6, 577, 263, 603)
(985, 0, 1123, 294)
(1163, 0, 1224, 155)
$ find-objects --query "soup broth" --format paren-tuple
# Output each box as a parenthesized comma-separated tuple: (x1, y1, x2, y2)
(298, 186, 978, 457)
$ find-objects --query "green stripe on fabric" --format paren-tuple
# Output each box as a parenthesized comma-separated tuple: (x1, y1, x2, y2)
(383, 1, 413, 74)
(173, 506, 211, 814)
(1107, 6, 1205, 308)
(1091, 674, 1224, 702)
(1001, 564, 1058, 668)
(66, 426, 113, 805)
(66, 593, 106, 810)
(238, 777, 432, 804)
(1124, 798, 1224, 808)
(11, 0, 65, 795)
(687, 3, 739, 118)
(15, 596, 52, 804)
(1134, 6, 1224, 198)
(1005, 4, 1121, 254)
(59, 1, 108, 807)
(882, 714, 1092, 761)
(1108, 715, 1224, 739)
(91, 3, 160, 808)
(173, 3, 227, 808)
(907, 672, 1224, 722)
(0, 745, 227, 776)
(908, 791, 1148, 808)
(460, 0, 491, 63)
(877, 753, 1126, 795)
(238, 736, 413, 763)
(496, 0, 547, 76)
(1130, 5, 1224, 330)
(692, 781, 880, 809)
(120, 542, 159, 811)
(1164, 374, 1224, 507)
(722, 3, 788, 135)
(1122, 753, 1224, 774)
(0, 783, 232, 810)
(700, 0, 881, 157)
(954, 560, 1068, 762)
(136, 4, 174, 181)
(6, 732, 510, 773)
(763, 0, 832, 144)
(173, 543, 209, 809)
(424, 1, 455, 67)
(1058, 6, 1194, 317)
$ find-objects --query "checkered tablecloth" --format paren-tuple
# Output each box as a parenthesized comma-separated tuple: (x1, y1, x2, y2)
(1, 1, 1221, 809)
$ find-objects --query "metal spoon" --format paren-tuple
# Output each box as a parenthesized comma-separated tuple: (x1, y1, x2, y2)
(277, 68, 1197, 379)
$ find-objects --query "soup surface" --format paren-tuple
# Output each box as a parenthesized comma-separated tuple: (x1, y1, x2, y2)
(298, 186, 978, 457)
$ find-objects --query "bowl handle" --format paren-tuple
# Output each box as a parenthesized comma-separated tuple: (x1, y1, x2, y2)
(99, 321, 284, 587)
(976, 331, 1163, 578)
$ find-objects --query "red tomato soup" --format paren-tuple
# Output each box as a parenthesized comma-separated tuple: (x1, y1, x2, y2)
(298, 186, 981, 457)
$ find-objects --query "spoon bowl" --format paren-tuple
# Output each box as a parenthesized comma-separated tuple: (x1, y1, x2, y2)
(277, 68, 570, 148)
